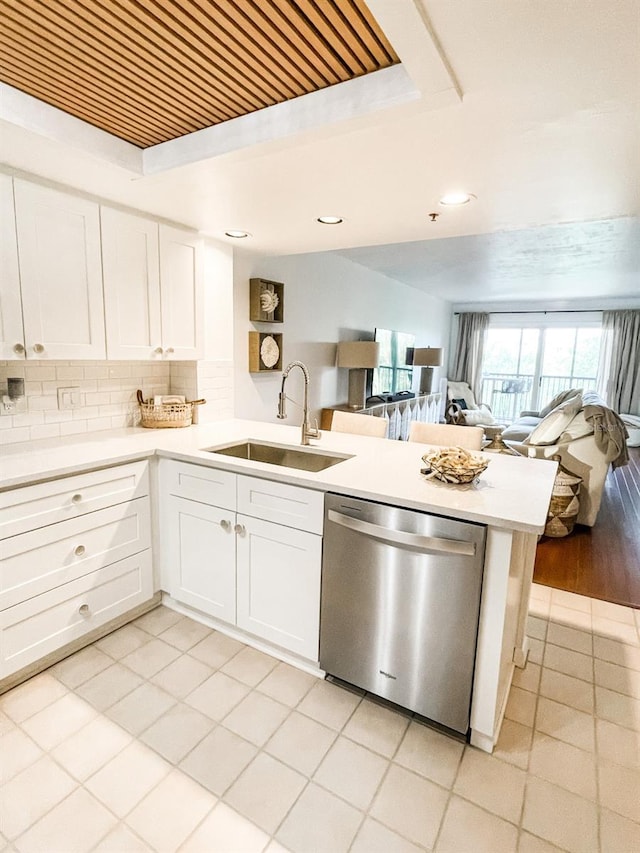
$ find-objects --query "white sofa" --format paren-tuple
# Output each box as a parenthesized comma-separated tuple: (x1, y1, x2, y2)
(501, 390, 625, 527)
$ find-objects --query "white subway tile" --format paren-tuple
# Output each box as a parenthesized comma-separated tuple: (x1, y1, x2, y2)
(96, 379, 122, 391)
(56, 366, 85, 381)
(28, 395, 59, 411)
(109, 365, 132, 379)
(2, 427, 31, 444)
(85, 392, 111, 406)
(83, 365, 110, 379)
(30, 423, 62, 440)
(0, 363, 26, 378)
(10, 412, 45, 427)
(98, 404, 125, 417)
(86, 416, 114, 432)
(24, 365, 56, 381)
(44, 410, 73, 424)
(24, 382, 43, 395)
(74, 406, 100, 419)
(59, 421, 88, 436)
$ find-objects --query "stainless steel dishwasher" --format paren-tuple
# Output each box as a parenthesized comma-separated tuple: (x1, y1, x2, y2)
(320, 493, 486, 734)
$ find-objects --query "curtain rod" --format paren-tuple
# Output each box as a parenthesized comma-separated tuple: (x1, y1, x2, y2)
(453, 310, 602, 315)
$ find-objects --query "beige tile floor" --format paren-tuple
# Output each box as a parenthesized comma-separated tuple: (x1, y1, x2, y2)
(1, 584, 639, 853)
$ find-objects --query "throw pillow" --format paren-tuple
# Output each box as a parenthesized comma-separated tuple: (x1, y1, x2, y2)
(539, 388, 584, 418)
(526, 395, 583, 446)
(448, 382, 477, 410)
(462, 408, 495, 426)
(558, 411, 594, 443)
(452, 398, 468, 410)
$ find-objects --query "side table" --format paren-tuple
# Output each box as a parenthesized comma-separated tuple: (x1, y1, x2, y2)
(483, 424, 520, 455)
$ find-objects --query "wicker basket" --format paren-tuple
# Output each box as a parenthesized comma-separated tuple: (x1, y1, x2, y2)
(139, 401, 193, 429)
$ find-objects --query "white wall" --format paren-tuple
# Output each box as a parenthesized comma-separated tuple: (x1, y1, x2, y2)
(233, 250, 452, 424)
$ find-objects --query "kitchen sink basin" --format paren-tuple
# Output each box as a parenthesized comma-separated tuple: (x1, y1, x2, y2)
(203, 440, 352, 472)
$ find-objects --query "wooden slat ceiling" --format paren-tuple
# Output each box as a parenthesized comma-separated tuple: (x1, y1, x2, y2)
(0, 0, 399, 148)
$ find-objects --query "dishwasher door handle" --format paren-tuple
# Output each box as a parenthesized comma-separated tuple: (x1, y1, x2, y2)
(327, 509, 476, 556)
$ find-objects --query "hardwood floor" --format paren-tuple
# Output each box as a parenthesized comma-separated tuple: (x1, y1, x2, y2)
(533, 446, 640, 608)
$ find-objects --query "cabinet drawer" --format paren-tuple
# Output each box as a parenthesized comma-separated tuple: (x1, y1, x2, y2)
(0, 551, 153, 679)
(1, 497, 151, 610)
(161, 460, 236, 510)
(237, 475, 324, 534)
(0, 461, 149, 539)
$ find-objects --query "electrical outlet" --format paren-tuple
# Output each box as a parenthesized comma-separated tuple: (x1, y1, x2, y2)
(57, 386, 83, 410)
(1, 389, 27, 415)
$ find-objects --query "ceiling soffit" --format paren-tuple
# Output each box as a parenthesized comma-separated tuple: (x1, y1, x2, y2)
(0, 0, 399, 148)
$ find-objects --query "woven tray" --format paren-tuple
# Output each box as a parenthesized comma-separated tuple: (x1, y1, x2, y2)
(139, 401, 193, 428)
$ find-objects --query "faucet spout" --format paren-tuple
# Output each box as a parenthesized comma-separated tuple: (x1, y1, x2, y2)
(277, 361, 321, 446)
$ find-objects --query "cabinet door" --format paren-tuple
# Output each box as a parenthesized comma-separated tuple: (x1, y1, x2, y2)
(0, 174, 25, 359)
(159, 224, 203, 360)
(101, 207, 162, 360)
(14, 180, 106, 359)
(236, 514, 321, 661)
(165, 495, 236, 623)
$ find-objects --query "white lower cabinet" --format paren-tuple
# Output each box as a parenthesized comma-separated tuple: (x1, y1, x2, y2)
(160, 460, 323, 661)
(236, 514, 321, 661)
(165, 495, 236, 624)
(0, 461, 154, 682)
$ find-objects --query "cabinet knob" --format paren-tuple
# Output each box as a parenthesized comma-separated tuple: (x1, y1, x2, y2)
(154, 347, 164, 355)
(234, 523, 246, 536)
(13, 343, 25, 355)
(33, 343, 45, 354)
(74, 544, 86, 557)
(78, 604, 90, 616)
(220, 519, 231, 531)
(165, 347, 174, 355)
(71, 493, 82, 504)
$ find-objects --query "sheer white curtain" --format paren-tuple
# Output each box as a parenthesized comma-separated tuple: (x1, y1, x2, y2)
(452, 313, 490, 398)
(597, 310, 640, 414)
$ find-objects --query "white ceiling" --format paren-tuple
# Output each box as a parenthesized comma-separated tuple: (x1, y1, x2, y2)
(1, 0, 638, 304)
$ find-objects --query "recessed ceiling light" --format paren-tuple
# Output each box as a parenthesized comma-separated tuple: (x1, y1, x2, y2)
(316, 215, 343, 225)
(225, 229, 251, 238)
(439, 192, 476, 206)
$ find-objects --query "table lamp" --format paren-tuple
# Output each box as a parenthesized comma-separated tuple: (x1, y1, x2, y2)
(412, 347, 443, 394)
(337, 341, 381, 409)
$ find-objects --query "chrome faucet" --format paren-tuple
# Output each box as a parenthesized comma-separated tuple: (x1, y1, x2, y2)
(277, 361, 321, 446)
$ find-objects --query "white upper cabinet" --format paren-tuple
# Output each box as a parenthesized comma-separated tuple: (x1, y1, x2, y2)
(102, 212, 203, 360)
(159, 224, 204, 360)
(13, 179, 106, 360)
(101, 207, 162, 360)
(0, 174, 24, 360)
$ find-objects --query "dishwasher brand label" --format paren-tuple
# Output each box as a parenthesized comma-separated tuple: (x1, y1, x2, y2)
(379, 670, 397, 680)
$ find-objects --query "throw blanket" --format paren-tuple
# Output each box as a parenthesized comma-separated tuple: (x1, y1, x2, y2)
(582, 392, 630, 468)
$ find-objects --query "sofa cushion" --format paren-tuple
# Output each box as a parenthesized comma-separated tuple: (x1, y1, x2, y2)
(538, 388, 584, 418)
(501, 416, 541, 443)
(526, 395, 584, 445)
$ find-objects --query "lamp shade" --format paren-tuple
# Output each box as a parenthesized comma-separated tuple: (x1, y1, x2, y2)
(337, 341, 380, 369)
(412, 347, 443, 367)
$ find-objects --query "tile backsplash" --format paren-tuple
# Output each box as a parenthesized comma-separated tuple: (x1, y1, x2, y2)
(0, 359, 234, 444)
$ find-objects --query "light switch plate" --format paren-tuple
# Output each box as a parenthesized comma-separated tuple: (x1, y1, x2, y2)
(57, 386, 83, 410)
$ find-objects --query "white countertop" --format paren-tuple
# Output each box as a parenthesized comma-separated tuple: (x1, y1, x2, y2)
(0, 419, 557, 533)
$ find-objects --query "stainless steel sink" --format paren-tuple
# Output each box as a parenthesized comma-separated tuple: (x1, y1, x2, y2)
(203, 441, 352, 472)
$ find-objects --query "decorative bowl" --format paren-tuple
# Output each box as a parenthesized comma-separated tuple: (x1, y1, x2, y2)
(421, 446, 489, 484)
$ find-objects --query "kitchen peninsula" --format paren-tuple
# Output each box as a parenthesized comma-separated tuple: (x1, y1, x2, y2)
(0, 420, 557, 752)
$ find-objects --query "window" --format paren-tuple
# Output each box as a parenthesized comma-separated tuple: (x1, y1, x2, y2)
(481, 313, 602, 421)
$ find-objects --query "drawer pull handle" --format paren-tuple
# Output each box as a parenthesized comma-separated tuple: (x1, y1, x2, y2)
(79, 604, 90, 616)
(220, 519, 231, 531)
(33, 343, 45, 354)
(74, 544, 86, 557)
(234, 523, 246, 536)
(154, 347, 164, 355)
(13, 343, 25, 355)
(71, 494, 82, 504)
(166, 347, 174, 354)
